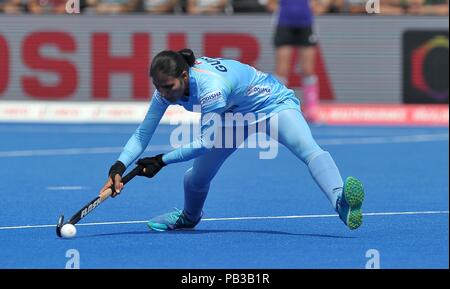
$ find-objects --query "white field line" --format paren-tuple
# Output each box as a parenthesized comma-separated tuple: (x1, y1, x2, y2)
(0, 134, 448, 158)
(0, 126, 176, 134)
(0, 145, 172, 158)
(317, 133, 448, 145)
(0, 210, 447, 231)
(46, 186, 86, 191)
(0, 125, 442, 136)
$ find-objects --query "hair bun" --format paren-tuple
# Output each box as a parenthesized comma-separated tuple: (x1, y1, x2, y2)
(178, 49, 196, 67)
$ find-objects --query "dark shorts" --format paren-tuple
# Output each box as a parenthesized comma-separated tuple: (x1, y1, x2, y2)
(274, 26, 318, 47)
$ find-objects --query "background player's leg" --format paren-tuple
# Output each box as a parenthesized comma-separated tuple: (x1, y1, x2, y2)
(300, 46, 319, 121)
(274, 109, 343, 208)
(275, 45, 293, 85)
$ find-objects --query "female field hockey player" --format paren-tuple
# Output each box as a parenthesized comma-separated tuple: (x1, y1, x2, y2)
(100, 49, 365, 231)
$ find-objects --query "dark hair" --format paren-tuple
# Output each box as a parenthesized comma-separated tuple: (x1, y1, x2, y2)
(150, 49, 196, 80)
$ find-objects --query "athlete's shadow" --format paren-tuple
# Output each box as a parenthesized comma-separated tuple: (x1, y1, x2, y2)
(174, 229, 355, 239)
(81, 229, 355, 239)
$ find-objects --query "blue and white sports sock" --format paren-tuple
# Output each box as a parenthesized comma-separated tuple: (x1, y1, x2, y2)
(308, 151, 343, 208)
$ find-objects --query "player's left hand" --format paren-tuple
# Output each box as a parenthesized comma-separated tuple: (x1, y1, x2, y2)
(106, 160, 126, 198)
(136, 154, 166, 178)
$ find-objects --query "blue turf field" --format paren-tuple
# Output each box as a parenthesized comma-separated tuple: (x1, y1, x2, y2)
(0, 123, 448, 268)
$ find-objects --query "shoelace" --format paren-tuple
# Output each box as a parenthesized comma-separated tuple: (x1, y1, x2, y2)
(167, 208, 183, 224)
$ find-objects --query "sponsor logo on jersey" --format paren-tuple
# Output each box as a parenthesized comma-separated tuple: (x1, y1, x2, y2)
(247, 85, 271, 96)
(200, 91, 223, 106)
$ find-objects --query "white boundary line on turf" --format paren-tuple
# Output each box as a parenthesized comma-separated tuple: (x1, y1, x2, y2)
(0, 134, 448, 158)
(0, 210, 448, 231)
(317, 133, 449, 145)
(0, 125, 444, 136)
(0, 126, 176, 135)
(0, 145, 172, 158)
(46, 186, 86, 191)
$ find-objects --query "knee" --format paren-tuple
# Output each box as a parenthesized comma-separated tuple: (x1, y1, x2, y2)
(303, 149, 327, 165)
(296, 143, 323, 164)
(288, 138, 322, 164)
(184, 168, 211, 192)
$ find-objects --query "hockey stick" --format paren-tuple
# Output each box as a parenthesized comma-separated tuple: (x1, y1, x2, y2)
(56, 165, 143, 237)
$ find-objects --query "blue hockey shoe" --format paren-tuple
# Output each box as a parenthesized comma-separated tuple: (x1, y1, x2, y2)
(147, 208, 202, 232)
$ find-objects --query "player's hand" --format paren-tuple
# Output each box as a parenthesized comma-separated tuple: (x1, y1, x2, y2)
(98, 176, 121, 198)
(136, 154, 166, 178)
(105, 161, 126, 197)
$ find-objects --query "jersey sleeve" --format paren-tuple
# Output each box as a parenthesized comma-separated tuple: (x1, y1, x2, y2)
(117, 91, 169, 167)
(161, 106, 227, 165)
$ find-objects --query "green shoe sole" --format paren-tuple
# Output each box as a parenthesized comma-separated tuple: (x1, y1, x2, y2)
(343, 177, 365, 230)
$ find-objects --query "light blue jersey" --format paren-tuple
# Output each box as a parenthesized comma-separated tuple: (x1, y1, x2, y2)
(118, 57, 300, 167)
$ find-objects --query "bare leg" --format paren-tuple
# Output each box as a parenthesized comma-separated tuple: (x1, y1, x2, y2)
(275, 46, 294, 85)
(299, 46, 319, 122)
